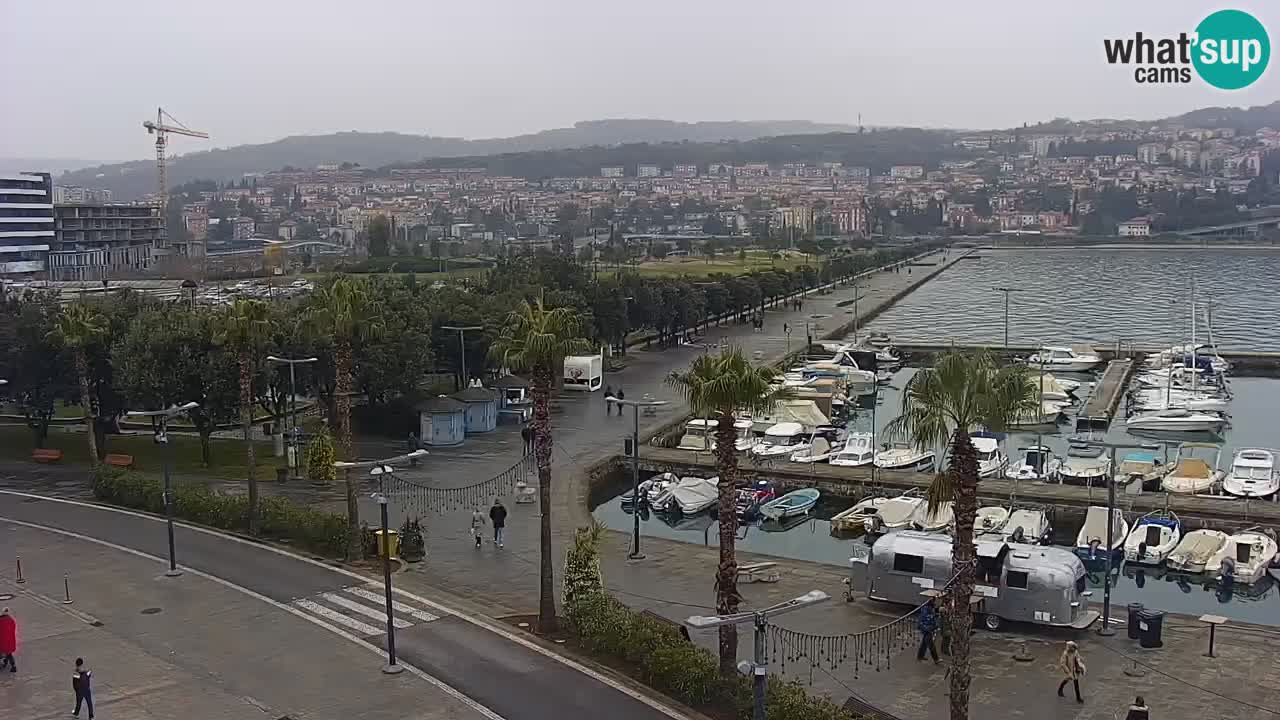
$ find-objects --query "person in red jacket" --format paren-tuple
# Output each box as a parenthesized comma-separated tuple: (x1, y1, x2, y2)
(0, 607, 17, 673)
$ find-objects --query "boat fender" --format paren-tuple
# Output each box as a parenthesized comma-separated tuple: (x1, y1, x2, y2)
(1137, 541, 1147, 560)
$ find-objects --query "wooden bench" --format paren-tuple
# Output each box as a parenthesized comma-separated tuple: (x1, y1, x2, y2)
(738, 562, 781, 584)
(31, 448, 63, 463)
(104, 453, 135, 469)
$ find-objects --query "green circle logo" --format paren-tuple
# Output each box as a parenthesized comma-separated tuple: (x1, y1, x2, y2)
(1193, 9, 1270, 89)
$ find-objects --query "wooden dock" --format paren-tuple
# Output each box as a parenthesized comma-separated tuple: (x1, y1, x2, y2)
(1075, 359, 1135, 431)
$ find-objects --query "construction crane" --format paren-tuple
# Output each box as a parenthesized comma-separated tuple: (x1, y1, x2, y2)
(142, 107, 208, 218)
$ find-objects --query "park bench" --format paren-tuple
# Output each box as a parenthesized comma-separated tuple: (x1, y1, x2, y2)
(31, 448, 63, 463)
(104, 453, 135, 469)
(737, 562, 781, 584)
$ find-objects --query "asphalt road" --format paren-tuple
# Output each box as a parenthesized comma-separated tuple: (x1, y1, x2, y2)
(0, 492, 676, 720)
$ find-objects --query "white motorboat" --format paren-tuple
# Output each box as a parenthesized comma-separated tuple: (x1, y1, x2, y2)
(1167, 529, 1229, 573)
(677, 419, 717, 451)
(1025, 372, 1079, 402)
(1126, 407, 1226, 434)
(1206, 527, 1279, 584)
(1056, 443, 1112, 486)
(829, 432, 874, 467)
(1006, 445, 1061, 482)
(803, 361, 876, 396)
(621, 472, 678, 505)
(910, 501, 954, 532)
(732, 419, 757, 452)
(830, 496, 889, 534)
(1128, 389, 1229, 414)
(669, 476, 720, 515)
(1144, 343, 1230, 375)
(975, 505, 1010, 538)
(750, 422, 810, 458)
(1008, 399, 1068, 427)
(1222, 448, 1280, 499)
(862, 492, 926, 535)
(972, 434, 1008, 479)
(1003, 507, 1052, 545)
(789, 434, 834, 463)
(1161, 442, 1226, 495)
(1135, 366, 1226, 392)
(873, 442, 935, 471)
(1075, 506, 1128, 560)
(1123, 510, 1181, 565)
(1027, 346, 1104, 373)
(1113, 451, 1169, 490)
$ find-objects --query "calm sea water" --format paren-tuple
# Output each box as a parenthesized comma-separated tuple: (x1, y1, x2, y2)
(863, 248, 1280, 351)
(592, 369, 1280, 625)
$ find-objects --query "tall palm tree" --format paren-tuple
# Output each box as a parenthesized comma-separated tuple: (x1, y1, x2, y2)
(667, 348, 787, 675)
(307, 277, 383, 555)
(489, 290, 591, 634)
(885, 351, 1036, 720)
(48, 302, 107, 466)
(216, 299, 273, 535)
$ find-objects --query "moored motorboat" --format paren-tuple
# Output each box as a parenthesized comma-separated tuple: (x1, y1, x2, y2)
(735, 480, 776, 520)
(862, 492, 925, 535)
(1167, 529, 1229, 573)
(972, 433, 1008, 479)
(1056, 442, 1112, 486)
(1126, 407, 1226, 434)
(760, 488, 820, 520)
(789, 434, 834, 463)
(910, 501, 954, 532)
(1222, 448, 1279, 499)
(1027, 346, 1104, 373)
(1205, 527, 1279, 584)
(975, 505, 1010, 538)
(1075, 506, 1127, 561)
(1006, 445, 1061, 482)
(1024, 372, 1079, 402)
(622, 471, 678, 505)
(750, 422, 810, 458)
(1123, 510, 1181, 565)
(1003, 506, 1052, 545)
(676, 419, 717, 451)
(669, 476, 719, 514)
(874, 441, 935, 471)
(1008, 399, 1068, 427)
(830, 496, 889, 534)
(1161, 442, 1226, 495)
(1113, 451, 1169, 491)
(830, 432, 874, 467)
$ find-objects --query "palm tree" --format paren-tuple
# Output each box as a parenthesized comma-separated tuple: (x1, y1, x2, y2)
(667, 348, 787, 675)
(47, 302, 107, 466)
(307, 277, 383, 555)
(885, 351, 1036, 720)
(216, 299, 273, 535)
(489, 290, 591, 634)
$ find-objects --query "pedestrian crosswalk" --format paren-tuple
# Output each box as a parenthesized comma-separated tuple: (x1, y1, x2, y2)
(290, 585, 442, 637)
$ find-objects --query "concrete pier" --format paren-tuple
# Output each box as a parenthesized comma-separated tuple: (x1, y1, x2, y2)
(1076, 358, 1136, 430)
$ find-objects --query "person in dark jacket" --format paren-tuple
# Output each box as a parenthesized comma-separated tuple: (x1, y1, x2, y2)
(489, 498, 508, 548)
(520, 425, 533, 455)
(916, 599, 940, 663)
(615, 388, 625, 415)
(72, 657, 94, 719)
(1125, 696, 1149, 720)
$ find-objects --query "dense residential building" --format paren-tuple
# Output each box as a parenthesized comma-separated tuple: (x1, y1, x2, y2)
(600, 166, 624, 178)
(889, 165, 924, 180)
(232, 216, 256, 240)
(1118, 216, 1152, 237)
(637, 164, 660, 178)
(48, 204, 160, 280)
(53, 185, 113, 204)
(0, 172, 55, 278)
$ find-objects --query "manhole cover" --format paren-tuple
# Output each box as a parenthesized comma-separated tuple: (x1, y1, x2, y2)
(807, 313, 832, 320)
(0, 594, 13, 601)
(140, 607, 163, 615)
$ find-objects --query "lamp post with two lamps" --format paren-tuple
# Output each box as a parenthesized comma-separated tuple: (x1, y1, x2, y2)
(266, 355, 318, 478)
(608, 396, 666, 560)
(124, 401, 200, 576)
(440, 325, 483, 389)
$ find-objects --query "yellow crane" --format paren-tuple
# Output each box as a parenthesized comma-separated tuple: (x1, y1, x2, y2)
(142, 107, 208, 217)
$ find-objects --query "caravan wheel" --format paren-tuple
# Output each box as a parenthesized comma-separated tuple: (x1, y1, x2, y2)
(982, 614, 1002, 631)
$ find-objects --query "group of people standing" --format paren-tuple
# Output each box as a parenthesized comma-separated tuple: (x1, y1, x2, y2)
(470, 498, 508, 548)
(1, 608, 95, 718)
(602, 386, 626, 415)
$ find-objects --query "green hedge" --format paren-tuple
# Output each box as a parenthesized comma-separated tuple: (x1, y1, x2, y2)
(567, 594, 856, 720)
(92, 468, 348, 557)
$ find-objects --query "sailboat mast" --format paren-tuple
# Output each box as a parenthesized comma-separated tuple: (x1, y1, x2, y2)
(1190, 284, 1198, 395)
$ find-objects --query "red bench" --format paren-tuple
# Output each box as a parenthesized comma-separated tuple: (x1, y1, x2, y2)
(32, 448, 63, 463)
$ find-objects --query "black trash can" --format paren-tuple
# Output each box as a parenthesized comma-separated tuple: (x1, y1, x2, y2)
(1126, 603, 1144, 640)
(1138, 609, 1165, 649)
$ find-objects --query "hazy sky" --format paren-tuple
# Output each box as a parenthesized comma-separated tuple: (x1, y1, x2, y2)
(4, 0, 1278, 163)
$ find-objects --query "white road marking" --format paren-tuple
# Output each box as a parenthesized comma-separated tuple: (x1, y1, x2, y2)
(345, 586, 439, 623)
(318, 591, 412, 628)
(294, 598, 386, 635)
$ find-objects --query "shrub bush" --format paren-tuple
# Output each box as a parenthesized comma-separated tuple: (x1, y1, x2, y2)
(93, 468, 348, 557)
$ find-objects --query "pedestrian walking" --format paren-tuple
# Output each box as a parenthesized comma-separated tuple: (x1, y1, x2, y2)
(604, 385, 615, 416)
(470, 507, 486, 548)
(1056, 640, 1085, 703)
(489, 498, 508, 547)
(915, 599, 940, 664)
(0, 607, 17, 673)
(72, 657, 94, 719)
(407, 431, 420, 466)
(1125, 696, 1150, 720)
(520, 425, 532, 455)
(615, 388, 625, 415)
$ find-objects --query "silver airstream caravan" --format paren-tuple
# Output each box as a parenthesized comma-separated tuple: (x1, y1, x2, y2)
(848, 531, 1099, 631)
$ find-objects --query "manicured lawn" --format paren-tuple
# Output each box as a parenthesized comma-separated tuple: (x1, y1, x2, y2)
(597, 251, 818, 279)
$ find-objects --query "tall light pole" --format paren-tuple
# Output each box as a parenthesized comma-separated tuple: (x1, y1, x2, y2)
(609, 396, 666, 560)
(1077, 439, 1160, 635)
(992, 286, 1024, 350)
(686, 591, 830, 720)
(849, 281, 867, 344)
(125, 401, 200, 577)
(369, 464, 403, 675)
(441, 325, 483, 388)
(267, 355, 318, 478)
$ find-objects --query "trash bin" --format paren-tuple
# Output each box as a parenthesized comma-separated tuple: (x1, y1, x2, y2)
(374, 530, 400, 559)
(1138, 609, 1165, 649)
(275, 467, 288, 484)
(1126, 603, 1144, 640)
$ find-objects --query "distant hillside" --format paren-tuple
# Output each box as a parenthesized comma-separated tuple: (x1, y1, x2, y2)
(53, 119, 858, 199)
(0, 157, 101, 176)
(1018, 100, 1280, 134)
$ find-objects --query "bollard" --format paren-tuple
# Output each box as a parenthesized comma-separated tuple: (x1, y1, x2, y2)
(1012, 639, 1034, 662)
(15, 556, 24, 584)
(1122, 657, 1146, 678)
(62, 573, 73, 605)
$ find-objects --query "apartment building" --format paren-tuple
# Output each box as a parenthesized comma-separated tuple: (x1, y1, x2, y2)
(53, 185, 113, 204)
(0, 172, 55, 278)
(47, 204, 160, 280)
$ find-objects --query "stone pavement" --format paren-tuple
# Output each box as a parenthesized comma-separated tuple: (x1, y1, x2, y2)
(0, 520, 489, 720)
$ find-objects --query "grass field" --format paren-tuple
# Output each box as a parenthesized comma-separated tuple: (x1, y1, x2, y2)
(597, 251, 817, 279)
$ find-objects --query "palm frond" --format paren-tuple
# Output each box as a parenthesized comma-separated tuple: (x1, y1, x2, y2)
(925, 471, 956, 515)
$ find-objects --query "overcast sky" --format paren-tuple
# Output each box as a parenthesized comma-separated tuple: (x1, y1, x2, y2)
(3, 0, 1277, 164)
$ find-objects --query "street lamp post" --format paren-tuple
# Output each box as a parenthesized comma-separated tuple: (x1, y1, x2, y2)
(609, 397, 667, 560)
(369, 464, 403, 675)
(1078, 439, 1160, 635)
(686, 591, 830, 720)
(125, 401, 200, 577)
(441, 325, 484, 389)
(993, 286, 1024, 350)
(267, 355, 318, 479)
